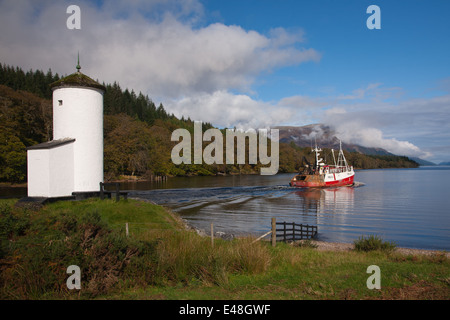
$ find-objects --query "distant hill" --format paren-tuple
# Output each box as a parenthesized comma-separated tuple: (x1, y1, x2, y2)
(439, 161, 450, 166)
(275, 124, 431, 163)
(409, 157, 436, 166)
(276, 124, 393, 155)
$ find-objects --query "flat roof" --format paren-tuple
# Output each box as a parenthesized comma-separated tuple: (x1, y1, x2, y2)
(27, 138, 76, 150)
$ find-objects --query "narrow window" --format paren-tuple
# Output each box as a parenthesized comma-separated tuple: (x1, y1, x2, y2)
(58, 100, 63, 106)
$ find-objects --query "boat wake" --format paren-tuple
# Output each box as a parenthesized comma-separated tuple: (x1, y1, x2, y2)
(129, 184, 294, 204)
(352, 181, 365, 188)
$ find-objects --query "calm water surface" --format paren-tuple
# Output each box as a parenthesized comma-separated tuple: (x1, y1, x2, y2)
(128, 167, 450, 250)
(2, 167, 449, 250)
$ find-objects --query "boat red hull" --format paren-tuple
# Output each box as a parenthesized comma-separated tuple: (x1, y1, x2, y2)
(291, 142, 355, 188)
(290, 174, 354, 188)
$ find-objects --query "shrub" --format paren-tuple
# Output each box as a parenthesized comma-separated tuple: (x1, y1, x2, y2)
(0, 202, 30, 259)
(0, 207, 144, 298)
(354, 235, 396, 252)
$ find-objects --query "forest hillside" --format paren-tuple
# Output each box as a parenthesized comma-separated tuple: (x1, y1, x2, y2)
(0, 63, 419, 183)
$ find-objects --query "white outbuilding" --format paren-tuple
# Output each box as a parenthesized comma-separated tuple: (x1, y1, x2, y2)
(27, 61, 105, 198)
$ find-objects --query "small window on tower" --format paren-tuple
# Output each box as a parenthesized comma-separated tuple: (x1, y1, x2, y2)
(58, 100, 63, 106)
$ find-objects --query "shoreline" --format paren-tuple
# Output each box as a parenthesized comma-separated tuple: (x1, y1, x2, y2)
(101, 166, 431, 183)
(307, 240, 449, 257)
(0, 166, 437, 188)
(200, 226, 450, 257)
(131, 196, 449, 257)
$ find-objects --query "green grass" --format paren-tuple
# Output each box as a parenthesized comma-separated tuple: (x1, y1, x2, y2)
(39, 198, 181, 241)
(0, 198, 449, 300)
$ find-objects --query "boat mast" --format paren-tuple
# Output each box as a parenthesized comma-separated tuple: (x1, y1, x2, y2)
(337, 140, 348, 168)
(313, 140, 323, 169)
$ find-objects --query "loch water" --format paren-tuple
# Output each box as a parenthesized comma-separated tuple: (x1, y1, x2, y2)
(128, 167, 450, 250)
(2, 167, 449, 250)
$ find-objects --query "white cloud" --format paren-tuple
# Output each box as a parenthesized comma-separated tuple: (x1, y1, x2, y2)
(166, 90, 294, 129)
(330, 121, 432, 158)
(0, 0, 320, 100)
(0, 0, 322, 132)
(277, 95, 329, 110)
(268, 84, 450, 160)
(336, 83, 382, 100)
(1, 1, 448, 161)
(316, 91, 450, 159)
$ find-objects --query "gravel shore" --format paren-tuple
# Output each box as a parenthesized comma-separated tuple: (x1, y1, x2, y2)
(308, 240, 449, 257)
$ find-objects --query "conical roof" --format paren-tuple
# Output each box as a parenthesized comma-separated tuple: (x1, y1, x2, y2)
(50, 71, 106, 91)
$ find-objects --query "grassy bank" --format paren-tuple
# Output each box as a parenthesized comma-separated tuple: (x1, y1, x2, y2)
(0, 198, 448, 300)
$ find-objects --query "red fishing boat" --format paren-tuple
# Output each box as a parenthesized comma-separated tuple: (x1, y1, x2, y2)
(290, 141, 355, 188)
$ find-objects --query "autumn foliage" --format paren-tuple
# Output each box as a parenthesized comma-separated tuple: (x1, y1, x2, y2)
(0, 63, 418, 183)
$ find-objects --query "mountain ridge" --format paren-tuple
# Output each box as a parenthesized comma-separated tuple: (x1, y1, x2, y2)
(275, 124, 432, 164)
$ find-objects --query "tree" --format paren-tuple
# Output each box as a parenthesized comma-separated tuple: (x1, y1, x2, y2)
(0, 127, 27, 182)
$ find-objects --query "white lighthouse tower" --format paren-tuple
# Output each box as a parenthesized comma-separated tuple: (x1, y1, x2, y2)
(27, 57, 105, 198)
(51, 58, 105, 193)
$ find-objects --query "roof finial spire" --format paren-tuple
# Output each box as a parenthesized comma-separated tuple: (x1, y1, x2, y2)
(76, 52, 81, 73)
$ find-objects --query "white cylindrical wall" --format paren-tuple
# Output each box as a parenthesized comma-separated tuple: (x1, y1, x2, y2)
(52, 87, 103, 192)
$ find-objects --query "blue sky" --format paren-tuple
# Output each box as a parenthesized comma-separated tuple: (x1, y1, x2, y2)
(0, 0, 449, 162)
(203, 0, 450, 100)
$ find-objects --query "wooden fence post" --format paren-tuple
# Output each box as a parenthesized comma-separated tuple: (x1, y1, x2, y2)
(292, 222, 295, 241)
(125, 222, 129, 237)
(271, 218, 276, 247)
(270, 221, 317, 243)
(211, 223, 214, 248)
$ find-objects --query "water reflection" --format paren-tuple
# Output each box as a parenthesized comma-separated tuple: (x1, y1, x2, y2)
(129, 182, 358, 240)
(295, 186, 354, 215)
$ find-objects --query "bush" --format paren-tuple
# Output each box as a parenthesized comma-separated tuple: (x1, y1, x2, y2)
(0, 202, 30, 259)
(0, 207, 145, 298)
(354, 235, 396, 252)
